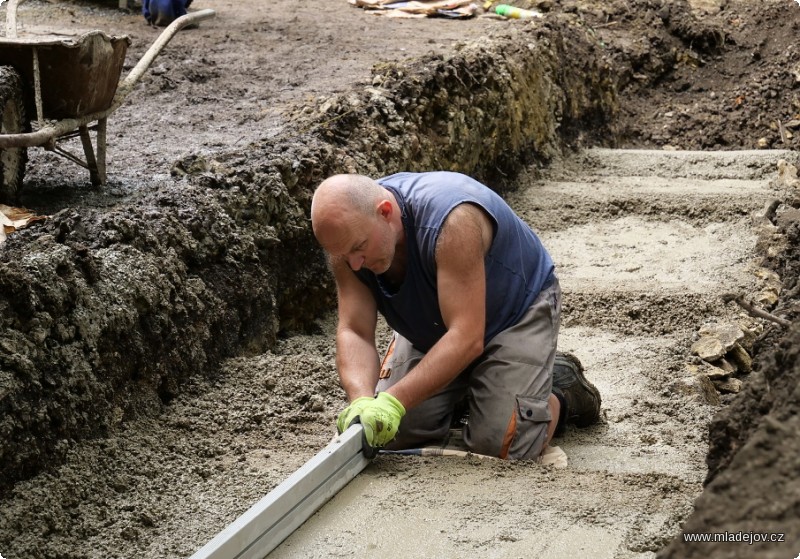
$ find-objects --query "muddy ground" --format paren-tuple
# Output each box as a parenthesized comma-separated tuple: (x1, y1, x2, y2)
(1, 0, 799, 557)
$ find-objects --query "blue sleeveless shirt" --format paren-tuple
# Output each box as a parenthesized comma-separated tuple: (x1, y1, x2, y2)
(355, 172, 554, 353)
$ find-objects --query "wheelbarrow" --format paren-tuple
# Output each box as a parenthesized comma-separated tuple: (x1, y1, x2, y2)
(0, 0, 216, 203)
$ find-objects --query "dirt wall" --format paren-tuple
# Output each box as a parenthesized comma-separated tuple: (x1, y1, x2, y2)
(658, 186, 800, 558)
(0, 17, 617, 489)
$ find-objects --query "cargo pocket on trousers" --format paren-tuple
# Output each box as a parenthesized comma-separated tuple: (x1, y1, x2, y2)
(503, 396, 552, 459)
(501, 396, 553, 459)
(517, 396, 551, 424)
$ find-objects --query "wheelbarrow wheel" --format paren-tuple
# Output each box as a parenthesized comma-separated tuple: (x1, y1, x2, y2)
(0, 65, 28, 204)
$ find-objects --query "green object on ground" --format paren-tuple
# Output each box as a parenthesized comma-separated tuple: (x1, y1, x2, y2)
(495, 4, 541, 18)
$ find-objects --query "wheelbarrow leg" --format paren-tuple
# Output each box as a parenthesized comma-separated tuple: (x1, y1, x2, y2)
(97, 117, 107, 185)
(78, 123, 106, 186)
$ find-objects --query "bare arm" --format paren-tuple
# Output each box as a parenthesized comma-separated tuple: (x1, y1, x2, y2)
(330, 256, 381, 401)
(386, 203, 493, 410)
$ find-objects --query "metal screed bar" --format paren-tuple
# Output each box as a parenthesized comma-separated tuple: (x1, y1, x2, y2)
(189, 425, 371, 559)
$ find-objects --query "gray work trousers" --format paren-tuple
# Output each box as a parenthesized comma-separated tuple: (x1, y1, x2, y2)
(375, 278, 561, 460)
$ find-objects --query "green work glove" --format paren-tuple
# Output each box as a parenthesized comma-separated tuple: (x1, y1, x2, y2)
(359, 392, 406, 447)
(336, 396, 374, 434)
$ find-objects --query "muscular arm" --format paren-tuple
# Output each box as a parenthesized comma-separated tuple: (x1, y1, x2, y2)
(330, 256, 381, 401)
(386, 203, 494, 410)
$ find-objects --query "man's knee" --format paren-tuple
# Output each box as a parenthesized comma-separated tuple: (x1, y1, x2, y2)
(465, 396, 551, 459)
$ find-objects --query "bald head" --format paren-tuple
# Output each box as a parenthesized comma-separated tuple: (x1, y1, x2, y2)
(311, 174, 387, 248)
(312, 174, 404, 273)
(312, 174, 385, 217)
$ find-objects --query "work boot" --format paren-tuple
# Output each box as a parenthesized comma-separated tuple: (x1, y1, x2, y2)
(552, 352, 601, 428)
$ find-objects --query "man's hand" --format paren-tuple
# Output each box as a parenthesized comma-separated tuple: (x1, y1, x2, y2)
(336, 396, 374, 434)
(359, 392, 406, 447)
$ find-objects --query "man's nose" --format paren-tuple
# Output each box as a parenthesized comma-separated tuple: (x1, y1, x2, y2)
(348, 254, 364, 271)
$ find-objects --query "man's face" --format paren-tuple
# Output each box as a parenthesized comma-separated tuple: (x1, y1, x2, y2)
(334, 213, 395, 274)
(312, 192, 398, 275)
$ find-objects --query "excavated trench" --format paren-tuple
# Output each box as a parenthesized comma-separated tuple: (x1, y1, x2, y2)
(1, 1, 799, 558)
(0, 14, 617, 492)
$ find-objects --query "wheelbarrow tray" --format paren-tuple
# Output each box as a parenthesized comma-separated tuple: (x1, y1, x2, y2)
(0, 31, 131, 120)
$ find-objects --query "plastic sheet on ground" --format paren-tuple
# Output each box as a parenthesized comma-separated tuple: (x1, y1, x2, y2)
(349, 0, 479, 18)
(0, 205, 47, 244)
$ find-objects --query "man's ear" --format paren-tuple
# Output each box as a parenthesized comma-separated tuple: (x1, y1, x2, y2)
(377, 199, 392, 220)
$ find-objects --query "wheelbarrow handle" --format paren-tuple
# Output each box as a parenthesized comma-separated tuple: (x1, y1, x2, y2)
(5, 0, 26, 39)
(114, 8, 217, 106)
(0, 8, 217, 151)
